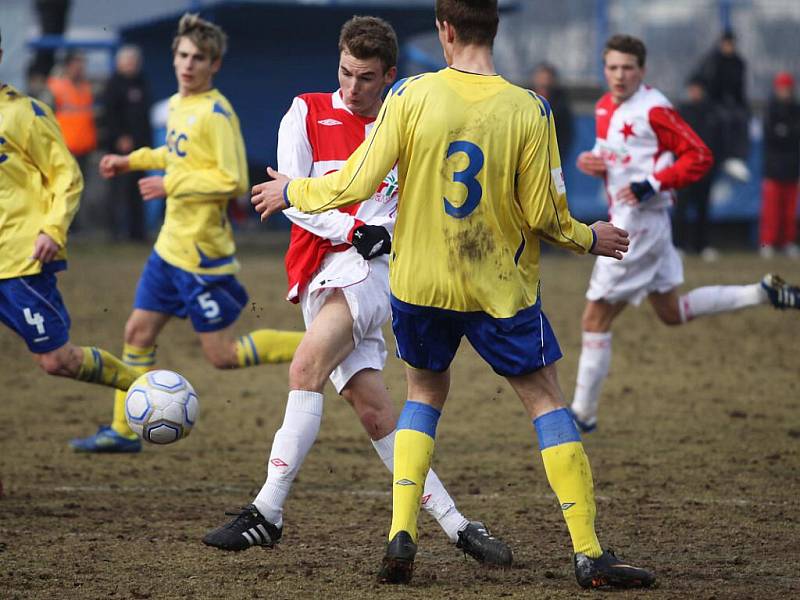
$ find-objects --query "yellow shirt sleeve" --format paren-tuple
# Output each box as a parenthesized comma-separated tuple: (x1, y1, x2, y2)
(517, 98, 594, 254)
(163, 110, 247, 200)
(287, 91, 402, 213)
(128, 146, 168, 171)
(25, 100, 84, 248)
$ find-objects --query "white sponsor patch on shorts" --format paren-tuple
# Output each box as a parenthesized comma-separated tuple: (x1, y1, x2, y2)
(551, 167, 566, 194)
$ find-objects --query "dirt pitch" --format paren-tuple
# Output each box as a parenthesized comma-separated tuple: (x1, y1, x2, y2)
(0, 240, 798, 600)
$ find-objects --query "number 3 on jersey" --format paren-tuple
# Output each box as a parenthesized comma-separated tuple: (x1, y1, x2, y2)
(444, 141, 484, 219)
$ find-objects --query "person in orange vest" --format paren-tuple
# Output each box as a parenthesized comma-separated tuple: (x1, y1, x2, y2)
(48, 51, 97, 169)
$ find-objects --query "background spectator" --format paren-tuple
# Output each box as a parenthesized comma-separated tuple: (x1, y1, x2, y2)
(28, 0, 71, 78)
(760, 71, 800, 259)
(48, 50, 98, 231)
(674, 78, 725, 260)
(529, 62, 574, 158)
(102, 45, 152, 241)
(693, 30, 751, 182)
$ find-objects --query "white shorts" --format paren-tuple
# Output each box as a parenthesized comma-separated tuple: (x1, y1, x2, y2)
(586, 208, 683, 306)
(299, 249, 390, 393)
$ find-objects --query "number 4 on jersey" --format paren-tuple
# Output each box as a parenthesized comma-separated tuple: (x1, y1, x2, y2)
(24, 307, 46, 334)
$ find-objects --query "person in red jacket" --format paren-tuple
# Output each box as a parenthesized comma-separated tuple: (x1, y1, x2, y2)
(569, 35, 800, 433)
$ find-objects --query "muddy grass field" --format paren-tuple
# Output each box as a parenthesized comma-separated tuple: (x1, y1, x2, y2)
(0, 240, 798, 599)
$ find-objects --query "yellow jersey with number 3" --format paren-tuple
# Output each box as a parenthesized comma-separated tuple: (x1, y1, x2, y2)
(286, 68, 593, 318)
(128, 88, 248, 275)
(0, 84, 83, 280)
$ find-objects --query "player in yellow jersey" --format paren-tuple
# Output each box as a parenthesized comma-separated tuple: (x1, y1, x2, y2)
(69, 14, 303, 454)
(0, 31, 138, 396)
(251, 0, 655, 590)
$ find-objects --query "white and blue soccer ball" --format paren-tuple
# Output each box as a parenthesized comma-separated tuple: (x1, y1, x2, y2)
(125, 370, 199, 444)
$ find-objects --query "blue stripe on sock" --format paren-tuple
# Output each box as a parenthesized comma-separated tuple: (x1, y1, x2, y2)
(91, 347, 103, 382)
(246, 334, 259, 365)
(396, 400, 441, 439)
(533, 408, 581, 450)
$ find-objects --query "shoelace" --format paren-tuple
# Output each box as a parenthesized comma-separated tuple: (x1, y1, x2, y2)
(222, 506, 258, 529)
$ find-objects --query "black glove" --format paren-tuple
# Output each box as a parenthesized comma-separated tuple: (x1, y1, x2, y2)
(630, 179, 656, 202)
(350, 224, 391, 260)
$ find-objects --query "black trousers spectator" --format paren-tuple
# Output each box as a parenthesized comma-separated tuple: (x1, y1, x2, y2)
(674, 173, 714, 253)
(30, 0, 71, 77)
(108, 172, 145, 241)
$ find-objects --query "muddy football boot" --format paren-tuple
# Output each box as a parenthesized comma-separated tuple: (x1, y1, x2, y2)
(202, 504, 282, 551)
(574, 549, 656, 589)
(69, 425, 141, 453)
(761, 274, 800, 309)
(377, 531, 417, 584)
(456, 521, 513, 567)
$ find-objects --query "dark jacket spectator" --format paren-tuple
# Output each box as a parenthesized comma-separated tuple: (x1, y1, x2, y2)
(695, 31, 746, 109)
(102, 46, 152, 241)
(530, 62, 574, 158)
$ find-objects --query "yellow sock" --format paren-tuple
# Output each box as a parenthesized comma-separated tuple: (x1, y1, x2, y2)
(541, 441, 602, 557)
(110, 344, 156, 438)
(75, 346, 138, 392)
(388, 429, 434, 542)
(235, 329, 303, 366)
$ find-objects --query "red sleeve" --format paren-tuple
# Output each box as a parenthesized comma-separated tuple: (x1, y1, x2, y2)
(648, 106, 714, 190)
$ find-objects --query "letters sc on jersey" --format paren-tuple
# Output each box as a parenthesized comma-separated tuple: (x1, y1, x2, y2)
(127, 88, 248, 275)
(285, 68, 594, 319)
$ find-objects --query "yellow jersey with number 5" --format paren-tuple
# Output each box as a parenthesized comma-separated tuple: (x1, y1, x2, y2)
(286, 68, 593, 318)
(128, 88, 248, 275)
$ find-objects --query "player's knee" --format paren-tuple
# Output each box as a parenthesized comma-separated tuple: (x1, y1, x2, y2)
(288, 355, 326, 392)
(204, 346, 238, 370)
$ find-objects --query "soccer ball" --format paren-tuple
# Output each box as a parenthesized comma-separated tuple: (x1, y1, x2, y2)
(125, 370, 199, 444)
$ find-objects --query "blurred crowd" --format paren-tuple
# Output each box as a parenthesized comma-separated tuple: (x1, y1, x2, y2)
(529, 29, 799, 261)
(22, 0, 800, 257)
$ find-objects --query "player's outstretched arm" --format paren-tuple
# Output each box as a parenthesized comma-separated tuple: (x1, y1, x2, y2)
(588, 221, 629, 260)
(98, 153, 131, 179)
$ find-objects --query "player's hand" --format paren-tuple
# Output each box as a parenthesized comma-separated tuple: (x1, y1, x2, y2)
(251, 167, 291, 222)
(350, 224, 391, 260)
(138, 176, 166, 201)
(589, 221, 629, 260)
(31, 232, 60, 264)
(99, 154, 130, 179)
(617, 180, 655, 205)
(576, 152, 606, 177)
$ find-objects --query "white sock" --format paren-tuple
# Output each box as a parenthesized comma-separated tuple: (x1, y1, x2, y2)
(253, 390, 324, 527)
(372, 430, 468, 543)
(571, 331, 612, 425)
(678, 284, 766, 323)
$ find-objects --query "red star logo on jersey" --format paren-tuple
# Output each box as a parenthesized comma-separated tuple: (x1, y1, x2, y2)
(619, 121, 635, 141)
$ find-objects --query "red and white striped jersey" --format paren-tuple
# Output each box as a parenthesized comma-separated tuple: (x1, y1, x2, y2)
(277, 90, 398, 302)
(592, 84, 713, 218)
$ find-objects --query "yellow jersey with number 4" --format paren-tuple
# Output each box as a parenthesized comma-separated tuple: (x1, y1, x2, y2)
(0, 84, 83, 280)
(286, 68, 593, 318)
(128, 88, 248, 275)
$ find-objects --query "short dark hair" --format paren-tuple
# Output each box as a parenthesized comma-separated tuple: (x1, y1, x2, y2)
(338, 16, 398, 72)
(603, 34, 647, 68)
(435, 0, 499, 48)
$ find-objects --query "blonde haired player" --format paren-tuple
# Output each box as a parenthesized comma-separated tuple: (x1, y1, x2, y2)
(251, 0, 655, 590)
(0, 31, 138, 393)
(70, 14, 303, 453)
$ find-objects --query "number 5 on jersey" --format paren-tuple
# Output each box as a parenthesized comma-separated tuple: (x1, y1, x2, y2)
(444, 140, 484, 219)
(197, 292, 220, 319)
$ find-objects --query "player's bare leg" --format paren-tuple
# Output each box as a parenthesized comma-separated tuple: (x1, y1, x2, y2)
(32, 342, 138, 391)
(70, 309, 169, 452)
(199, 325, 302, 370)
(569, 299, 626, 431)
